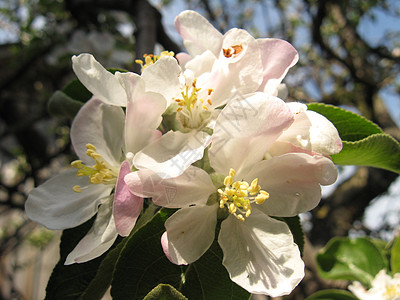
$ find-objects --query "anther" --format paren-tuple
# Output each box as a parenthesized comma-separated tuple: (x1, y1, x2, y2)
(73, 185, 82, 193)
(219, 168, 269, 221)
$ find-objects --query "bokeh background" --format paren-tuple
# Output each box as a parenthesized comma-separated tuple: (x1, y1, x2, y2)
(0, 0, 399, 299)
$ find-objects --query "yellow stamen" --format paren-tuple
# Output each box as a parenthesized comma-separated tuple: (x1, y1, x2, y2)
(383, 282, 400, 299)
(70, 144, 117, 192)
(218, 168, 269, 222)
(135, 51, 175, 71)
(72, 185, 82, 193)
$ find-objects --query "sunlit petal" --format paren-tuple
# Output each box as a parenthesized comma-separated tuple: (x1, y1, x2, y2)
(219, 210, 304, 296)
(72, 53, 127, 106)
(162, 204, 218, 265)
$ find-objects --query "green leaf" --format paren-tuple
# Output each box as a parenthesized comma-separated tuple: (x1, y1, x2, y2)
(62, 78, 93, 103)
(307, 103, 383, 141)
(305, 289, 358, 300)
(143, 284, 188, 300)
(111, 208, 180, 300)
(47, 90, 84, 119)
(47, 78, 91, 119)
(45, 217, 120, 300)
(391, 236, 400, 274)
(181, 233, 250, 300)
(78, 239, 126, 300)
(47, 68, 127, 119)
(111, 209, 250, 300)
(331, 134, 400, 173)
(316, 237, 387, 286)
(308, 103, 400, 173)
(78, 203, 159, 300)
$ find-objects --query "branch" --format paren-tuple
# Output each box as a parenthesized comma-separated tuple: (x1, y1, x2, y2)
(65, 0, 182, 73)
(309, 167, 398, 246)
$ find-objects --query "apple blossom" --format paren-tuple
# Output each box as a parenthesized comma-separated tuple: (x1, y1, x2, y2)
(128, 10, 300, 178)
(348, 270, 400, 300)
(125, 93, 339, 296)
(25, 72, 166, 264)
(174, 10, 299, 96)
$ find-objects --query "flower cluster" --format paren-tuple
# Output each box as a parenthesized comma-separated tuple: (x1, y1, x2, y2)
(349, 270, 400, 300)
(25, 10, 342, 296)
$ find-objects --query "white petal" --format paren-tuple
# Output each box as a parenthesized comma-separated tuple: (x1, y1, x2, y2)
(246, 153, 338, 217)
(185, 50, 217, 77)
(256, 38, 298, 95)
(141, 56, 182, 106)
(116, 72, 165, 153)
(175, 10, 223, 57)
(124, 166, 215, 208)
(133, 130, 211, 178)
(65, 197, 118, 264)
(71, 53, 127, 106)
(25, 170, 113, 230)
(213, 93, 293, 140)
(278, 103, 342, 156)
(71, 98, 125, 167)
(162, 204, 218, 265)
(218, 210, 304, 296)
(216, 29, 263, 95)
(210, 93, 293, 175)
(306, 111, 343, 155)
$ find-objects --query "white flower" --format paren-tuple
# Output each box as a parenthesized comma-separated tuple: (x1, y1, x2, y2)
(25, 70, 166, 264)
(130, 10, 300, 178)
(349, 270, 400, 300)
(125, 93, 339, 296)
(174, 10, 299, 96)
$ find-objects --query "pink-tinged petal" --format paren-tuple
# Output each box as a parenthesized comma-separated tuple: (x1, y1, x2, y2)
(213, 93, 293, 140)
(113, 161, 143, 237)
(65, 197, 118, 264)
(161, 232, 173, 262)
(268, 141, 320, 158)
(133, 130, 211, 178)
(175, 10, 223, 57)
(278, 103, 342, 155)
(176, 52, 192, 68)
(71, 54, 127, 106)
(117, 72, 166, 154)
(256, 39, 298, 95)
(162, 204, 218, 265)
(218, 211, 304, 296)
(141, 56, 182, 106)
(124, 166, 215, 208)
(245, 153, 338, 217)
(210, 93, 294, 175)
(25, 170, 113, 230)
(71, 98, 124, 167)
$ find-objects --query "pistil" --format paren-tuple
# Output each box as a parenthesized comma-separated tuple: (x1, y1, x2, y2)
(173, 71, 214, 130)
